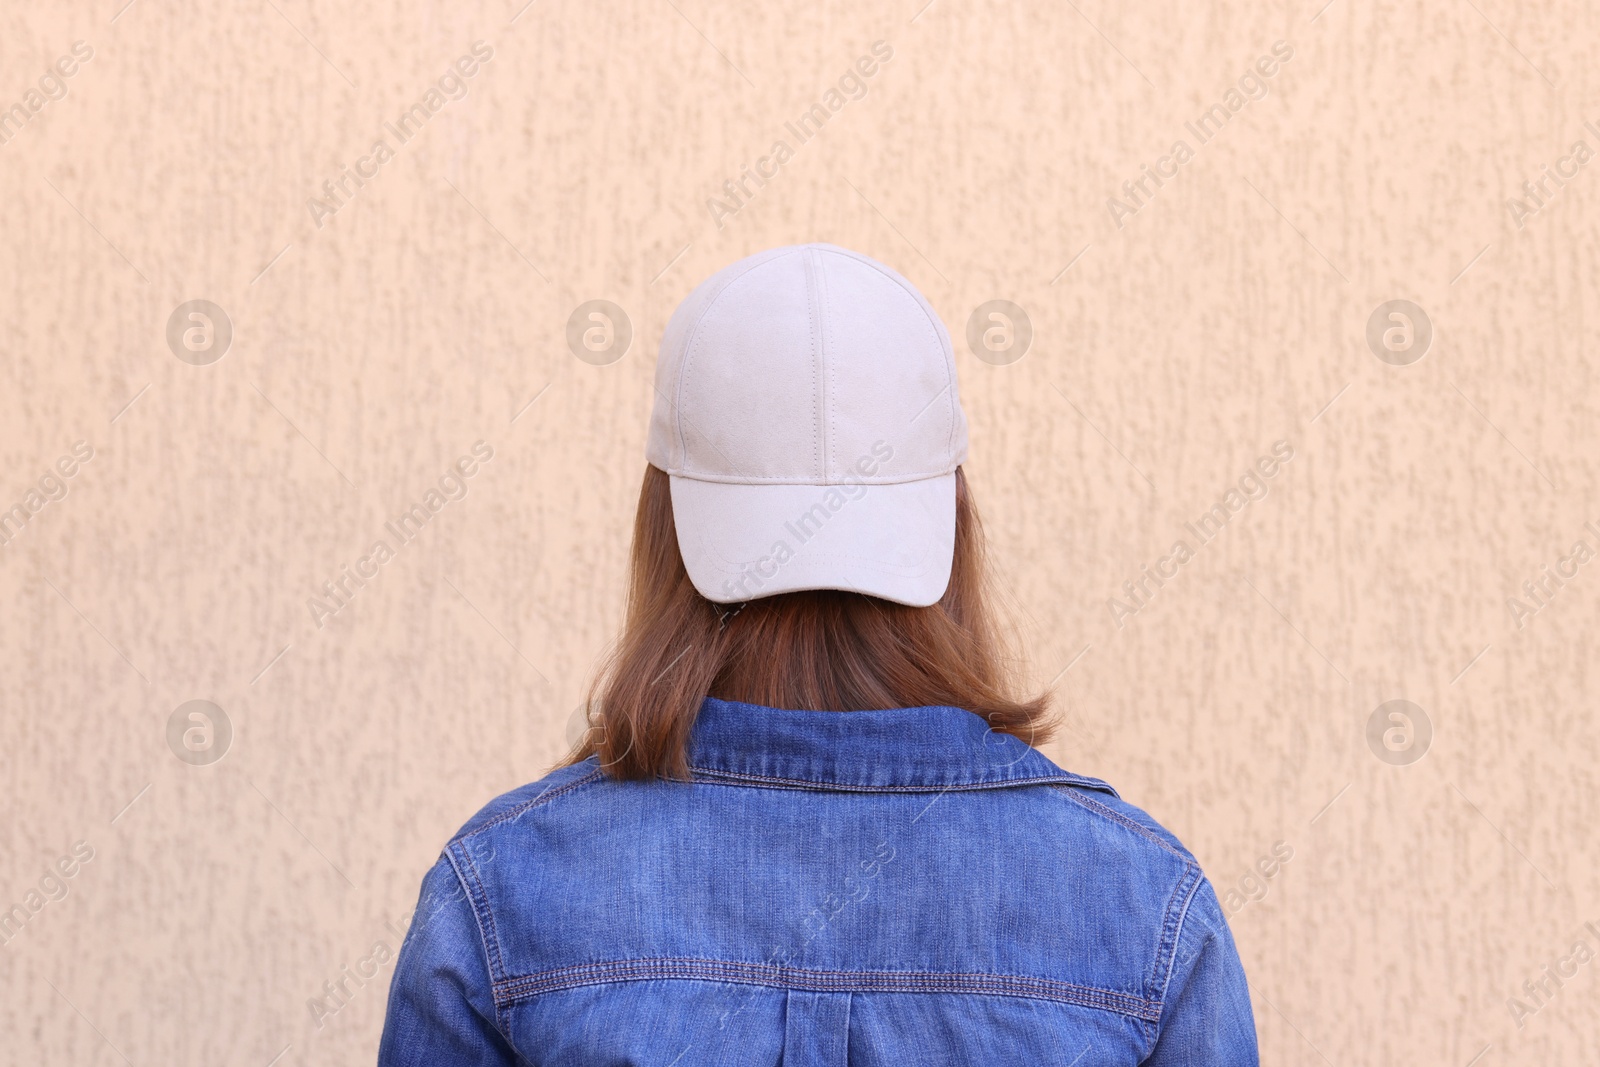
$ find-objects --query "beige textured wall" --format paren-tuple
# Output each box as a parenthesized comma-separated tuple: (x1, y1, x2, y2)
(2, 0, 1597, 1063)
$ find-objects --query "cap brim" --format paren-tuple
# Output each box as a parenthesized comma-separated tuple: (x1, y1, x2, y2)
(669, 473, 956, 607)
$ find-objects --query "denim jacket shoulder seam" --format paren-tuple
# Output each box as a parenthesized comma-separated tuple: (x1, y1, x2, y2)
(1052, 786, 1190, 862)
(452, 768, 607, 844)
(1150, 858, 1205, 1032)
(445, 769, 607, 1026)
(442, 844, 517, 1044)
(446, 841, 505, 979)
(1051, 784, 1204, 1042)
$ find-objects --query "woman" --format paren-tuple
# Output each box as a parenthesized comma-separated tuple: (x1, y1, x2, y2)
(379, 244, 1258, 1064)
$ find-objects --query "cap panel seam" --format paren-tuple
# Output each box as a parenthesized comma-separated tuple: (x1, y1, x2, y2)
(665, 245, 964, 483)
(804, 246, 823, 478)
(821, 250, 839, 480)
(811, 247, 957, 459)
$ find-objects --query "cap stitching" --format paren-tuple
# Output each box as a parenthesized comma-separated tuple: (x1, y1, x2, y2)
(804, 248, 822, 477)
(666, 244, 965, 481)
(810, 246, 962, 465)
(823, 252, 840, 481)
(665, 469, 954, 486)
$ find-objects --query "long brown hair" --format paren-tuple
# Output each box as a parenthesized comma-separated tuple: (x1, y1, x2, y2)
(565, 464, 1053, 780)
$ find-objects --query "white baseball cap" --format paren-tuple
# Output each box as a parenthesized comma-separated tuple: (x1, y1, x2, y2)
(646, 243, 969, 607)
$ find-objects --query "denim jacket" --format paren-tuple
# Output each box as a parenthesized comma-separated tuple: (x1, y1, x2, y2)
(379, 699, 1258, 1065)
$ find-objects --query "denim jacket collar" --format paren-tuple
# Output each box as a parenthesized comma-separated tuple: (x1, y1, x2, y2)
(686, 697, 1118, 796)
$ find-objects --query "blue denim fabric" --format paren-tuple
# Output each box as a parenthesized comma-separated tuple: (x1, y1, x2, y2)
(379, 698, 1258, 1065)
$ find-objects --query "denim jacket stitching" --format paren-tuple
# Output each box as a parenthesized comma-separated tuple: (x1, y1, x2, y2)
(460, 768, 606, 839)
(490, 957, 1162, 1022)
(689, 766, 1119, 797)
(450, 842, 505, 975)
(1052, 784, 1203, 1034)
(1150, 864, 1207, 1028)
(452, 771, 1194, 1041)
(1147, 859, 1204, 1031)
(443, 845, 517, 1044)
(1053, 787, 1188, 862)
(449, 769, 608, 992)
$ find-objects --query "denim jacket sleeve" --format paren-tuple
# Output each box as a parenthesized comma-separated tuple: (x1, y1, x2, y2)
(377, 855, 515, 1067)
(1143, 877, 1259, 1065)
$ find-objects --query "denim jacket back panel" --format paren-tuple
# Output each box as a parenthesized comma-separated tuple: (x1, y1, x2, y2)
(379, 700, 1258, 1066)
